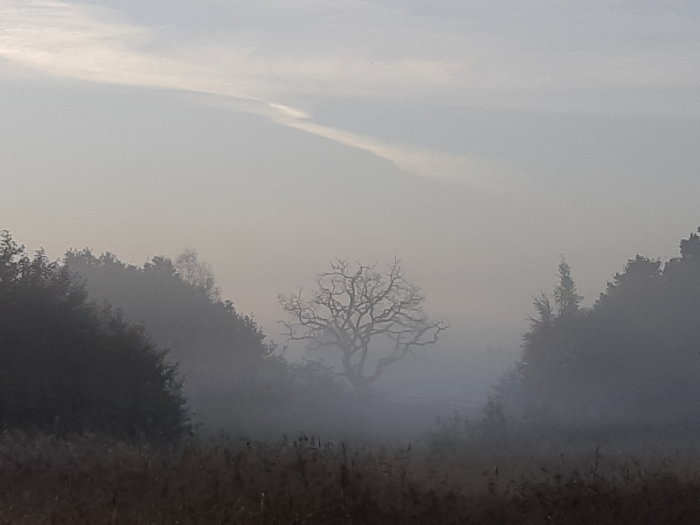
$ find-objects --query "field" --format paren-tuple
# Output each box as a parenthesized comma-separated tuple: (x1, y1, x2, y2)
(1, 432, 700, 524)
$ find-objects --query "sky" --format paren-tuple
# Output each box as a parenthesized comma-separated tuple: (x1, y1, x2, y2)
(2, 1, 700, 398)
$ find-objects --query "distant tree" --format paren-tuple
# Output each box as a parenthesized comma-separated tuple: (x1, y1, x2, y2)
(530, 293, 554, 328)
(553, 258, 582, 318)
(680, 230, 700, 259)
(0, 232, 188, 441)
(175, 248, 220, 300)
(64, 248, 287, 431)
(505, 229, 700, 429)
(65, 249, 274, 368)
(517, 258, 583, 393)
(279, 259, 446, 391)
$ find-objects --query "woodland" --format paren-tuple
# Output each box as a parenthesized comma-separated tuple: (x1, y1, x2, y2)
(4, 228, 700, 523)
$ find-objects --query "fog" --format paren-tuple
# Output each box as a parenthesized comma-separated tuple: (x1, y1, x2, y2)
(56, 248, 513, 440)
(3, 1, 700, 520)
(3, 231, 699, 444)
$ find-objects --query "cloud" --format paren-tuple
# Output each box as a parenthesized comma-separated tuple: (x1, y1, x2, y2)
(1, 0, 697, 187)
(0, 0, 512, 187)
(4, 0, 698, 108)
(273, 114, 522, 189)
(0, 0, 467, 101)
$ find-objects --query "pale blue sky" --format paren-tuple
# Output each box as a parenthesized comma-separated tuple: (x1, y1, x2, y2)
(2, 0, 699, 382)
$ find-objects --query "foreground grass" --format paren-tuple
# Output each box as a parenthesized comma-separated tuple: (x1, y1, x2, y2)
(1, 432, 700, 524)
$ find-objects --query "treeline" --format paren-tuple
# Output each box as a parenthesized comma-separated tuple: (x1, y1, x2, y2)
(0, 232, 428, 442)
(64, 248, 289, 432)
(0, 232, 334, 441)
(0, 232, 187, 441)
(6, 226, 700, 443)
(500, 228, 700, 430)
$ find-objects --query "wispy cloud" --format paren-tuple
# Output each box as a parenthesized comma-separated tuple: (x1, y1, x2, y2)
(1, 0, 697, 187)
(274, 114, 521, 188)
(0, 0, 507, 187)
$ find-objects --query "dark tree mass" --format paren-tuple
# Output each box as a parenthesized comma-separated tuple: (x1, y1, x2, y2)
(0, 232, 187, 440)
(63, 249, 399, 439)
(64, 248, 288, 433)
(502, 229, 700, 430)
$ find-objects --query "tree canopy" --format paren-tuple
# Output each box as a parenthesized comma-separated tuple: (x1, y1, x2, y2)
(505, 229, 700, 429)
(65, 249, 274, 371)
(64, 248, 287, 431)
(0, 232, 188, 441)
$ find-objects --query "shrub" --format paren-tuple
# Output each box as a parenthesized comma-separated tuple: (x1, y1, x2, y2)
(0, 231, 188, 441)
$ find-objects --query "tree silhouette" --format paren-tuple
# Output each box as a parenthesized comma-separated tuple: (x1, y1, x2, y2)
(280, 259, 446, 391)
(64, 248, 284, 431)
(504, 229, 700, 429)
(554, 258, 582, 318)
(0, 232, 187, 441)
(175, 248, 220, 300)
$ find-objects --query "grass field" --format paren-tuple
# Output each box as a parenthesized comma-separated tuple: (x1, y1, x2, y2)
(1, 431, 700, 524)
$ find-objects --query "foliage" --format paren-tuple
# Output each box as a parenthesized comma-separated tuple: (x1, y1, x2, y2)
(64, 248, 287, 432)
(553, 258, 583, 318)
(280, 259, 446, 390)
(64, 249, 273, 367)
(0, 232, 188, 441)
(506, 229, 700, 429)
(64, 248, 404, 440)
(174, 248, 220, 300)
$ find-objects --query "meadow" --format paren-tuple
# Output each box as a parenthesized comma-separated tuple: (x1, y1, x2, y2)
(2, 431, 700, 524)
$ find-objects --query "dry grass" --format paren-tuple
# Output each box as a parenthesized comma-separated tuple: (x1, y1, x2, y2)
(1, 431, 700, 523)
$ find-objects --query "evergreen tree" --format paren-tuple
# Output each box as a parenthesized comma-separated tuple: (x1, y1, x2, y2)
(507, 229, 700, 429)
(554, 258, 582, 318)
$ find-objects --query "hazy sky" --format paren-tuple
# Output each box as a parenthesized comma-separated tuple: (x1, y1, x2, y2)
(3, 0, 700, 362)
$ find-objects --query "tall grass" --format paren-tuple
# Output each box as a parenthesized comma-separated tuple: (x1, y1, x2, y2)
(1, 430, 700, 523)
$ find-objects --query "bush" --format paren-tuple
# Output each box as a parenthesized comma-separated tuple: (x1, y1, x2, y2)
(0, 231, 188, 441)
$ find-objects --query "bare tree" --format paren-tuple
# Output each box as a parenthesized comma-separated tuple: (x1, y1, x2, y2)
(279, 259, 447, 390)
(175, 248, 220, 299)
